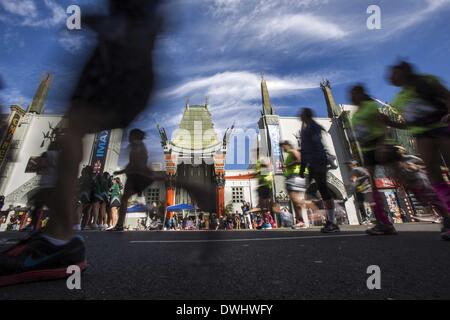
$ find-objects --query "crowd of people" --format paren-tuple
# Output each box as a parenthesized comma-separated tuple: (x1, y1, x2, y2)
(73, 168, 124, 231)
(163, 203, 277, 231)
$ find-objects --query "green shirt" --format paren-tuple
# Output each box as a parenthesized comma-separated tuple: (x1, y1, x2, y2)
(351, 100, 385, 151)
(256, 160, 273, 189)
(283, 152, 309, 177)
(110, 183, 121, 199)
(283, 152, 300, 177)
(390, 75, 447, 135)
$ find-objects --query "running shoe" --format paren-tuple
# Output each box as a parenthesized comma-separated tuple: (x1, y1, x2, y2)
(411, 215, 442, 224)
(107, 225, 124, 232)
(291, 222, 305, 229)
(320, 221, 340, 233)
(366, 223, 397, 235)
(0, 233, 86, 287)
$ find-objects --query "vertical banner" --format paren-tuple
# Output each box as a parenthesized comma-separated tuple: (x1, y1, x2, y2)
(165, 153, 177, 175)
(267, 124, 283, 174)
(213, 153, 225, 175)
(0, 112, 22, 168)
(90, 130, 111, 174)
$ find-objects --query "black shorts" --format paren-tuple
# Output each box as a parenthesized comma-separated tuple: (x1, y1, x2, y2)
(257, 186, 272, 200)
(67, 51, 153, 132)
(93, 192, 109, 203)
(125, 173, 153, 194)
(308, 165, 332, 201)
(110, 199, 121, 208)
(30, 188, 55, 207)
(79, 192, 90, 204)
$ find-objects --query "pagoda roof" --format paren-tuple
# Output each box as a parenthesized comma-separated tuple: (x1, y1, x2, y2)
(171, 104, 219, 150)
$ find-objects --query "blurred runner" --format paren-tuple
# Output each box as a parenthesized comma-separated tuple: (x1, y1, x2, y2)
(0, 0, 163, 287)
(389, 61, 450, 213)
(111, 129, 164, 232)
(280, 140, 308, 228)
(350, 85, 450, 240)
(349, 85, 405, 235)
(299, 108, 339, 233)
(255, 157, 279, 226)
(346, 160, 373, 224)
(394, 146, 448, 227)
(28, 139, 60, 232)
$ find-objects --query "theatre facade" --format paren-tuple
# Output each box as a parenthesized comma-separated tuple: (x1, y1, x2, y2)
(0, 74, 123, 208)
(155, 78, 361, 225)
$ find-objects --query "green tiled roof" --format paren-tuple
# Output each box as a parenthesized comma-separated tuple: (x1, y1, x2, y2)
(172, 105, 219, 149)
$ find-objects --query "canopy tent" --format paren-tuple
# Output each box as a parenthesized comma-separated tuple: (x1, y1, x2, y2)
(164, 203, 198, 230)
(166, 204, 194, 211)
(127, 204, 148, 213)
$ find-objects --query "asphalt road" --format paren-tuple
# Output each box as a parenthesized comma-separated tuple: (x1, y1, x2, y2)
(1, 223, 449, 300)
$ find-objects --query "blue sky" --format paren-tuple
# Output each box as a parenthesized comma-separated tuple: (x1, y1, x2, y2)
(1, 0, 450, 167)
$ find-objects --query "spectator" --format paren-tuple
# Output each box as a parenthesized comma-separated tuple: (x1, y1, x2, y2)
(280, 207, 294, 228)
(234, 211, 241, 230)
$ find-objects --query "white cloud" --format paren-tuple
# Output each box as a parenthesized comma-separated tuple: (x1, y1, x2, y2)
(0, 0, 38, 17)
(426, 0, 450, 10)
(0, 87, 29, 109)
(257, 14, 348, 41)
(159, 70, 344, 134)
(57, 31, 91, 53)
(164, 70, 340, 101)
(0, 0, 66, 28)
(21, 0, 66, 28)
(196, 0, 450, 56)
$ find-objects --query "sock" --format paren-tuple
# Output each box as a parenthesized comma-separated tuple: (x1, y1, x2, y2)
(42, 234, 70, 246)
(372, 191, 391, 225)
(327, 208, 336, 224)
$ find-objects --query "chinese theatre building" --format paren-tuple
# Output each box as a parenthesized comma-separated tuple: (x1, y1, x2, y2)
(158, 101, 231, 216)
